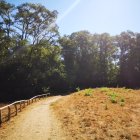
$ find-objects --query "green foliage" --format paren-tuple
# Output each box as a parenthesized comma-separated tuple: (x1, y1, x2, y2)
(119, 97, 125, 106)
(120, 98, 125, 102)
(76, 87, 80, 92)
(0, 0, 140, 101)
(15, 3, 58, 44)
(100, 87, 110, 92)
(108, 93, 126, 105)
(84, 88, 94, 96)
(42, 87, 50, 93)
(108, 92, 118, 103)
(110, 97, 117, 103)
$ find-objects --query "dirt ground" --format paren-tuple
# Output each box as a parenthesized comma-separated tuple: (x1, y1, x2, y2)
(0, 88, 140, 140)
(0, 96, 68, 140)
(52, 88, 140, 140)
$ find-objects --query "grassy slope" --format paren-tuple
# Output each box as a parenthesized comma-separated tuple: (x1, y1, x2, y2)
(52, 88, 140, 140)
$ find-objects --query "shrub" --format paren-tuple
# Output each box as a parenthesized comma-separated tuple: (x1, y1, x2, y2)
(42, 87, 50, 93)
(100, 87, 110, 92)
(110, 97, 117, 103)
(76, 87, 80, 92)
(119, 97, 125, 106)
(120, 98, 125, 102)
(108, 92, 118, 103)
(84, 88, 94, 96)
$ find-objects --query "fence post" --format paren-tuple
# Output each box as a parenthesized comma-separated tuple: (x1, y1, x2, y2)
(0, 110, 2, 126)
(8, 106, 11, 121)
(15, 104, 18, 115)
(20, 102, 22, 112)
(23, 101, 25, 108)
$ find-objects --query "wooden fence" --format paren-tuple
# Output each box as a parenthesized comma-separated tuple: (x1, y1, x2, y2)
(0, 93, 50, 126)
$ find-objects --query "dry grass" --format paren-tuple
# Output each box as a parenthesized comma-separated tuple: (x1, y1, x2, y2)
(52, 88, 140, 140)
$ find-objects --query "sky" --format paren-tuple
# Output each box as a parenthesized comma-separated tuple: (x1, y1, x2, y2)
(7, 0, 140, 36)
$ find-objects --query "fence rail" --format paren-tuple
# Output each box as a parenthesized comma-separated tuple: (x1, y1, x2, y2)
(0, 93, 50, 125)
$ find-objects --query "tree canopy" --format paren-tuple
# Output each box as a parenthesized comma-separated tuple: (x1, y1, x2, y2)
(0, 0, 140, 101)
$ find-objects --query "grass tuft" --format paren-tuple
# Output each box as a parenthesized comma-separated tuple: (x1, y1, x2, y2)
(100, 87, 110, 92)
(84, 88, 94, 96)
(108, 92, 118, 103)
(119, 97, 125, 106)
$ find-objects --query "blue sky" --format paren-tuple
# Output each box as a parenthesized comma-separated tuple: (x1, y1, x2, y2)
(7, 0, 140, 36)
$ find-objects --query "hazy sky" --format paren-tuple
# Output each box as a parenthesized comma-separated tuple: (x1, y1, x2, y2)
(7, 0, 140, 35)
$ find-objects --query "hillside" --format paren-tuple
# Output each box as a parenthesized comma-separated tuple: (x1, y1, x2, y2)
(52, 88, 140, 140)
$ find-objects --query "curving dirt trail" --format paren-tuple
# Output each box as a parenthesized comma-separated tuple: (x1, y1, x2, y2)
(0, 96, 67, 140)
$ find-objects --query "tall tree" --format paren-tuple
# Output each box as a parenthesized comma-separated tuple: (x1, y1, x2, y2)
(0, 0, 15, 38)
(14, 3, 59, 45)
(120, 32, 140, 88)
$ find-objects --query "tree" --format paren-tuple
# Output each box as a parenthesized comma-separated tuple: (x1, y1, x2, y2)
(0, 1, 64, 101)
(95, 33, 118, 86)
(0, 0, 15, 38)
(117, 31, 140, 88)
(60, 31, 118, 89)
(14, 3, 59, 45)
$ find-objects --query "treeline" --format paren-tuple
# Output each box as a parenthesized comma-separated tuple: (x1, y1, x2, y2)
(0, 0, 140, 101)
(60, 31, 140, 89)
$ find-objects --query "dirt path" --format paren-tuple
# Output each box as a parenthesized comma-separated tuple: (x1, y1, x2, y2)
(0, 96, 67, 140)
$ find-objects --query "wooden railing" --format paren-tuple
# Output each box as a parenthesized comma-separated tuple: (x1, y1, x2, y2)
(0, 93, 50, 125)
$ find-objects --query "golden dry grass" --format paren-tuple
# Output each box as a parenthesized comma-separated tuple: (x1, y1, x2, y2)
(52, 88, 140, 140)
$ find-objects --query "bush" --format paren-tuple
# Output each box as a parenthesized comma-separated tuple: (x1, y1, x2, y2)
(100, 87, 110, 92)
(76, 87, 80, 92)
(42, 87, 50, 93)
(108, 92, 118, 103)
(119, 97, 125, 106)
(84, 88, 94, 96)
(120, 98, 125, 102)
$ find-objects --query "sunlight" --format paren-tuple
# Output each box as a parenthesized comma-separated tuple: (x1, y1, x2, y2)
(57, 0, 81, 23)
(40, 0, 81, 39)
